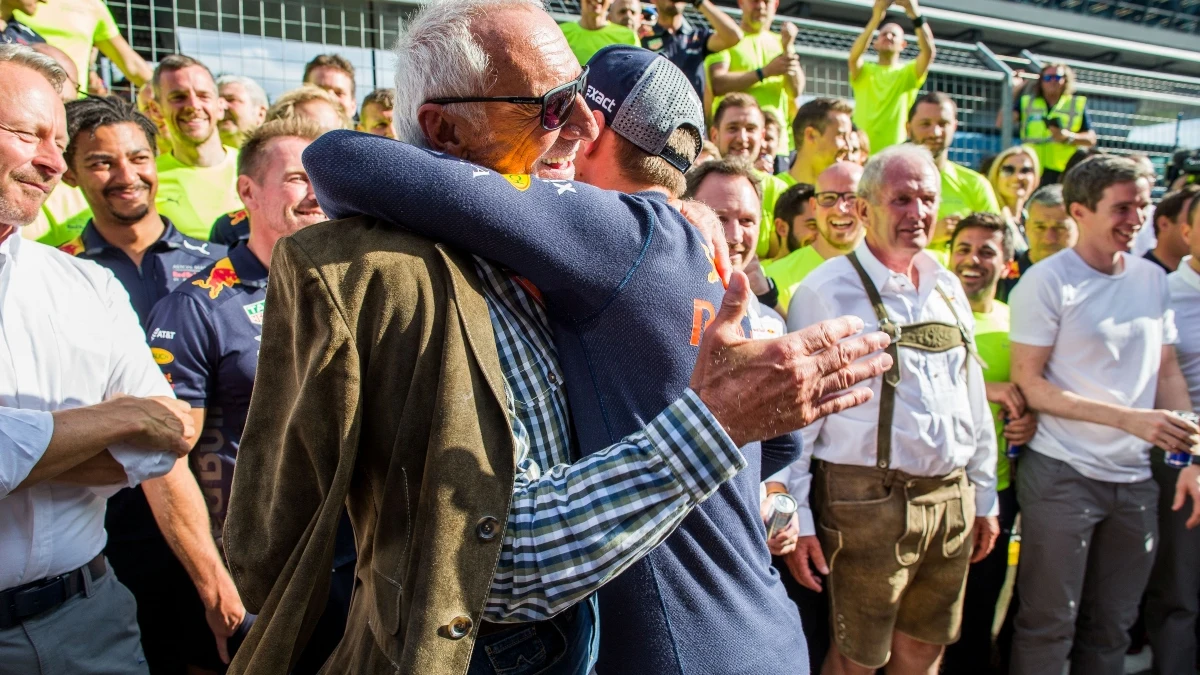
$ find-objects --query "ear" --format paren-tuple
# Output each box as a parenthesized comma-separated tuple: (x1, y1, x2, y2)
(805, 126, 818, 147)
(854, 194, 870, 223)
(709, 125, 719, 144)
(1068, 201, 1090, 225)
(773, 216, 788, 240)
(236, 174, 256, 210)
(61, 166, 78, 188)
(417, 103, 468, 155)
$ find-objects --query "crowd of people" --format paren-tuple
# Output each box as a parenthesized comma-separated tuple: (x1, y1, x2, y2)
(3, 0, 1200, 674)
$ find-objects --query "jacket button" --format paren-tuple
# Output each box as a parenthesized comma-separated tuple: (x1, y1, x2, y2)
(448, 615, 473, 639)
(476, 516, 499, 541)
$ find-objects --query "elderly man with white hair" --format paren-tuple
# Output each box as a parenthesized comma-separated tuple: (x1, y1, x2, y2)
(774, 143, 1000, 675)
(223, 1, 891, 674)
(216, 74, 268, 148)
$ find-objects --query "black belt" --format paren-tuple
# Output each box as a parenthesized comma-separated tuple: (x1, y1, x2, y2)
(0, 554, 107, 630)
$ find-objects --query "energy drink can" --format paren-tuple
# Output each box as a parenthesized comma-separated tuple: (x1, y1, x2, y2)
(1167, 411, 1200, 468)
(1003, 414, 1021, 459)
(766, 493, 798, 539)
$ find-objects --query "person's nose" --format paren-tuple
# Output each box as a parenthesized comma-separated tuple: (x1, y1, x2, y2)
(35, 137, 66, 180)
(560, 93, 599, 143)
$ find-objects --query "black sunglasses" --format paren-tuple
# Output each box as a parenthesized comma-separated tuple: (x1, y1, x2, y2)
(1000, 165, 1037, 176)
(815, 191, 857, 208)
(425, 66, 589, 131)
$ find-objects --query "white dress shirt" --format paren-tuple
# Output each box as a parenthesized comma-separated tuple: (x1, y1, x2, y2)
(1170, 257, 1200, 414)
(772, 244, 998, 536)
(0, 233, 175, 591)
(1009, 249, 1176, 483)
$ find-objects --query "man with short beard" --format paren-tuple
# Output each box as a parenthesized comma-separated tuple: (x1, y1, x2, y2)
(941, 212, 1037, 675)
(153, 55, 244, 240)
(998, 183, 1076, 301)
(55, 93, 251, 675)
(217, 75, 268, 149)
(710, 92, 789, 259)
(907, 92, 1000, 257)
(768, 161, 863, 318)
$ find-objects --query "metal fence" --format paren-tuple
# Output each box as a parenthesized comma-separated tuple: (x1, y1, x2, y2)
(105, 0, 1200, 176)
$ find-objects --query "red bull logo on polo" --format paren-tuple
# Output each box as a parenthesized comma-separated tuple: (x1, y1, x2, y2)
(193, 258, 240, 300)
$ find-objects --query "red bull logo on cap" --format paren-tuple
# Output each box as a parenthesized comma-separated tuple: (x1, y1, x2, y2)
(193, 258, 241, 300)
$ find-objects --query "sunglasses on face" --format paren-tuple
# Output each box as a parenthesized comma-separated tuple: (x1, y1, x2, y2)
(815, 191, 857, 208)
(1001, 165, 1037, 176)
(1042, 74, 1064, 82)
(425, 66, 589, 131)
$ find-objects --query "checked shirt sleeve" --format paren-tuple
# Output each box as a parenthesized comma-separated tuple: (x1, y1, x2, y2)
(484, 389, 746, 623)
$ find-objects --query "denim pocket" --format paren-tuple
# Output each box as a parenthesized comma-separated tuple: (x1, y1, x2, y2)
(484, 627, 550, 675)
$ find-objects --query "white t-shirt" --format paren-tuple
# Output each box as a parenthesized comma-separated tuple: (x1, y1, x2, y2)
(1168, 257, 1200, 413)
(1009, 248, 1177, 482)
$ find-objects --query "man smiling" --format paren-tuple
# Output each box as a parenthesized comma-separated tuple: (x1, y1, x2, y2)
(153, 55, 243, 239)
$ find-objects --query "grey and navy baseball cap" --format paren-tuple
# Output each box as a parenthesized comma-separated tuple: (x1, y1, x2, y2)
(584, 44, 706, 174)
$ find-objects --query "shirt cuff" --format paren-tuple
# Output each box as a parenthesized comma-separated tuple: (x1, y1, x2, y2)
(797, 506, 816, 537)
(647, 388, 747, 503)
(0, 409, 54, 497)
(975, 486, 1000, 519)
(107, 443, 177, 488)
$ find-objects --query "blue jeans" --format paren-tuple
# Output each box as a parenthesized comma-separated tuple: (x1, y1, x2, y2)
(467, 595, 599, 675)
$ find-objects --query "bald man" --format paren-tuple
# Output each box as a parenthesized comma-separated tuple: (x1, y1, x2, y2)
(31, 42, 77, 101)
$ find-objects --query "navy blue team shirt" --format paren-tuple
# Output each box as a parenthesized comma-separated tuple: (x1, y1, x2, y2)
(60, 218, 226, 326)
(61, 217, 225, 545)
(305, 130, 807, 675)
(208, 208, 250, 248)
(145, 243, 266, 548)
(643, 20, 716, 99)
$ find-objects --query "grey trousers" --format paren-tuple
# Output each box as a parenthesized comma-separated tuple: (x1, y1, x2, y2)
(1010, 450, 1159, 675)
(0, 561, 148, 674)
(1146, 449, 1200, 675)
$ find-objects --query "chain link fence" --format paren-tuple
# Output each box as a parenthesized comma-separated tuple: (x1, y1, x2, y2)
(105, 0, 1200, 178)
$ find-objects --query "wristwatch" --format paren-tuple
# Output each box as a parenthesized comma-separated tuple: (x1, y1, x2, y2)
(912, 14, 926, 28)
(756, 276, 780, 308)
(755, 67, 766, 82)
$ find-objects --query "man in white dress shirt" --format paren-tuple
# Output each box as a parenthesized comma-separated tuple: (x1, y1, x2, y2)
(774, 143, 998, 675)
(0, 45, 194, 674)
(1009, 154, 1200, 675)
(1148, 189, 1200, 675)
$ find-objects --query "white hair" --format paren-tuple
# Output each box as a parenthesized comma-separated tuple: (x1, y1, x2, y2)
(858, 143, 939, 205)
(0, 44, 66, 90)
(392, 0, 544, 147)
(216, 74, 269, 110)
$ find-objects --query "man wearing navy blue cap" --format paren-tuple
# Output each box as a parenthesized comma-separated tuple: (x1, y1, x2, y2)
(304, 42, 884, 674)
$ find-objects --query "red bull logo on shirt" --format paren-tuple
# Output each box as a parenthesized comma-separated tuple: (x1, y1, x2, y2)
(193, 258, 240, 300)
(57, 237, 85, 257)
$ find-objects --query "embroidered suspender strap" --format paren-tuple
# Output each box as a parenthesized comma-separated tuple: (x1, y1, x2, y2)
(846, 251, 899, 469)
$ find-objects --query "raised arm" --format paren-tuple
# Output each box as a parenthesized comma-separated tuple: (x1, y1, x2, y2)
(850, 0, 891, 81)
(96, 34, 152, 88)
(700, 0, 744, 53)
(899, 0, 936, 81)
(304, 130, 650, 314)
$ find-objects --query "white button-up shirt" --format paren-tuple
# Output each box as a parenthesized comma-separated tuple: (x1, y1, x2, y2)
(772, 244, 998, 536)
(0, 233, 175, 591)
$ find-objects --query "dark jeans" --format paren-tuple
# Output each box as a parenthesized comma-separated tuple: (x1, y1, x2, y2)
(467, 595, 598, 675)
(943, 486, 1019, 675)
(1146, 449, 1200, 675)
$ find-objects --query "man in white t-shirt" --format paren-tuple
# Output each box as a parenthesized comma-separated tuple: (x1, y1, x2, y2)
(1009, 155, 1200, 675)
(1148, 190, 1200, 674)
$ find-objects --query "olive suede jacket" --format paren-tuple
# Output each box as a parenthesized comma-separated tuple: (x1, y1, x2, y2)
(223, 216, 516, 674)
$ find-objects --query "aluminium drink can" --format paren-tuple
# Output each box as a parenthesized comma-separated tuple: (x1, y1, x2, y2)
(1167, 411, 1200, 468)
(766, 493, 798, 539)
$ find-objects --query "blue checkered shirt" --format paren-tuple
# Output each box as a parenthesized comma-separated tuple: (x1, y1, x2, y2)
(473, 258, 746, 623)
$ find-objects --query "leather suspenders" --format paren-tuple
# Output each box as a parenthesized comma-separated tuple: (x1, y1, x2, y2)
(845, 252, 979, 469)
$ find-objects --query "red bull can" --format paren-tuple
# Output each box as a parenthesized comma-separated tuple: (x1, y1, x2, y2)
(1167, 411, 1200, 468)
(765, 493, 797, 539)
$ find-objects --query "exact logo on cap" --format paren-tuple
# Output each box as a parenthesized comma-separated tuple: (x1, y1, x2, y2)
(586, 85, 616, 114)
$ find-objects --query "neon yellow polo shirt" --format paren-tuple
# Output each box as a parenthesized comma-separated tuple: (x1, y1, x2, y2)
(708, 31, 795, 151)
(850, 61, 925, 153)
(763, 245, 826, 312)
(758, 172, 788, 258)
(15, 0, 121, 93)
(560, 22, 639, 67)
(155, 148, 244, 240)
(32, 185, 92, 247)
(939, 161, 1001, 223)
(975, 302, 1013, 492)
